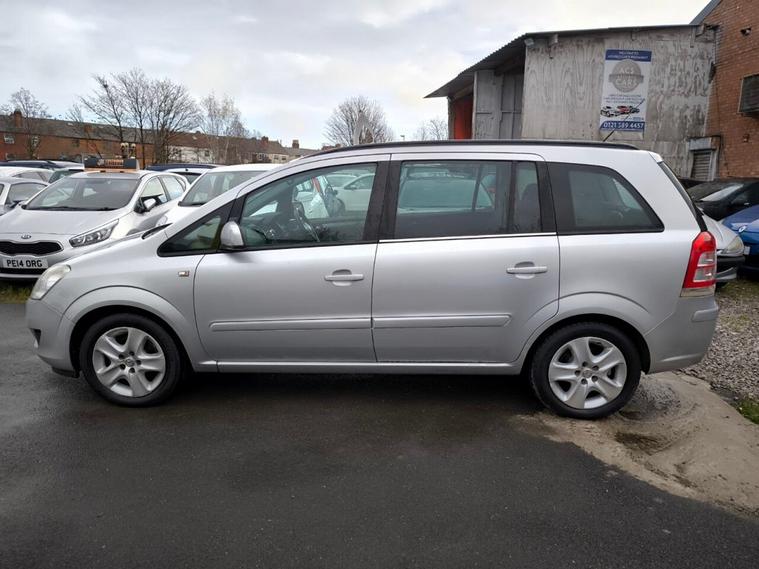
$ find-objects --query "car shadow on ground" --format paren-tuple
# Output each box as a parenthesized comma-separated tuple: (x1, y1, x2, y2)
(175, 371, 542, 415)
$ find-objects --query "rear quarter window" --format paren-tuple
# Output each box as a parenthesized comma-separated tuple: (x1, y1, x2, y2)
(548, 163, 663, 234)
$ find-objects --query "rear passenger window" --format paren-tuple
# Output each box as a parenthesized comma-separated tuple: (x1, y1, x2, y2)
(393, 161, 542, 239)
(548, 163, 662, 233)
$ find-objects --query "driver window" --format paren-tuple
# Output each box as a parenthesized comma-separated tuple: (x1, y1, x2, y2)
(239, 163, 377, 248)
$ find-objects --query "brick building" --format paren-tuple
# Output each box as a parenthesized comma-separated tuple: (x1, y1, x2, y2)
(0, 110, 153, 163)
(692, 0, 759, 179)
(0, 111, 315, 166)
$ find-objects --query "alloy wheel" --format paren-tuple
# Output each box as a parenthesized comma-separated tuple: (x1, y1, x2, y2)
(547, 336, 627, 410)
(91, 326, 166, 398)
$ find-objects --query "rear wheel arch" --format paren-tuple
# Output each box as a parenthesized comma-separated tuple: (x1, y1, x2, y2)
(522, 313, 651, 374)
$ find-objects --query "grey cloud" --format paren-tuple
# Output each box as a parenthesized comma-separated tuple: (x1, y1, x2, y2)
(0, 0, 704, 148)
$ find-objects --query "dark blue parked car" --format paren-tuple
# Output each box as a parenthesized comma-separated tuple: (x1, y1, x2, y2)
(723, 204, 759, 274)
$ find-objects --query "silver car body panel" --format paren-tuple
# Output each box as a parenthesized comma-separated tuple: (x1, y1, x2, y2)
(26, 142, 718, 378)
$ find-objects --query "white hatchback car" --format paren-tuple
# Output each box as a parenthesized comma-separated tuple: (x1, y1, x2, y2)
(0, 169, 186, 279)
(158, 163, 280, 226)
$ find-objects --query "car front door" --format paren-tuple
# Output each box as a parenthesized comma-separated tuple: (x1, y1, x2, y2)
(193, 156, 389, 367)
(372, 153, 560, 363)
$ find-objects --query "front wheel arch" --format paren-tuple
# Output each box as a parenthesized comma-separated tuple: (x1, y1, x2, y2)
(69, 305, 192, 375)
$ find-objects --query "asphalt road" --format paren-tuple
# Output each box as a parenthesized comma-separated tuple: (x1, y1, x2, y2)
(1, 303, 758, 568)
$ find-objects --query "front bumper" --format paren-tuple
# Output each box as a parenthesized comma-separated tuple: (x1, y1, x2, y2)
(716, 253, 745, 282)
(0, 235, 93, 280)
(26, 298, 77, 373)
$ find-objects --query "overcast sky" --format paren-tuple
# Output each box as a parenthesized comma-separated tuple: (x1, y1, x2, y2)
(0, 0, 707, 149)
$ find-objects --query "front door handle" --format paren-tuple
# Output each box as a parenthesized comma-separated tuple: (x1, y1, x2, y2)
(507, 265, 548, 275)
(324, 270, 364, 285)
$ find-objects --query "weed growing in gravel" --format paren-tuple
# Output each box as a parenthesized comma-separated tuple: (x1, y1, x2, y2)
(737, 399, 759, 425)
(0, 284, 32, 303)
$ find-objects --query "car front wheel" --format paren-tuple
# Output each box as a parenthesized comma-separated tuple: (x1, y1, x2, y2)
(529, 322, 641, 419)
(79, 313, 184, 406)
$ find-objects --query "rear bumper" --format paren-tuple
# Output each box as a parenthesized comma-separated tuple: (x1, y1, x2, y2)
(645, 295, 719, 373)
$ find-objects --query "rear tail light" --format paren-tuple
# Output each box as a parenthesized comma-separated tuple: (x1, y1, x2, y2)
(681, 231, 716, 297)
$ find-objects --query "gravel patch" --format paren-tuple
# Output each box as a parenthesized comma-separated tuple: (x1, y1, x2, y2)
(685, 276, 759, 400)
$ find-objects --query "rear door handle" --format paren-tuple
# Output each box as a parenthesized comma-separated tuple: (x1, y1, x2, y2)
(507, 265, 548, 275)
(324, 270, 364, 283)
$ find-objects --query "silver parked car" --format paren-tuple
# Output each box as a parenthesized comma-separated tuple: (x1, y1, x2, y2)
(702, 214, 745, 285)
(0, 169, 186, 279)
(0, 176, 47, 216)
(26, 141, 719, 418)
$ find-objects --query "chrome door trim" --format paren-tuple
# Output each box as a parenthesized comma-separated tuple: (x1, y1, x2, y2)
(373, 314, 511, 329)
(216, 360, 522, 375)
(379, 232, 556, 243)
(209, 317, 370, 332)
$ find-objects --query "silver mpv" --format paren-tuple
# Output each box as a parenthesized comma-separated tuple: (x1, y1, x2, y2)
(26, 142, 719, 418)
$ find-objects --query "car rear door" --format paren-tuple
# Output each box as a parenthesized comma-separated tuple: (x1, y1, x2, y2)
(372, 152, 560, 363)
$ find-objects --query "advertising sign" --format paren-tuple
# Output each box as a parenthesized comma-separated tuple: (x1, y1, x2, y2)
(599, 49, 651, 132)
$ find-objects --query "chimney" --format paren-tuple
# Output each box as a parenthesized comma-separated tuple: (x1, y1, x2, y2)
(261, 136, 269, 145)
(12, 109, 22, 128)
(292, 139, 299, 149)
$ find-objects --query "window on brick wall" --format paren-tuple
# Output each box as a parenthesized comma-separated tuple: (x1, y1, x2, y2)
(3, 134, 14, 144)
(739, 74, 759, 115)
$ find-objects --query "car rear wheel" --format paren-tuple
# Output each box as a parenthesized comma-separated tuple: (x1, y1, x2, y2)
(79, 313, 183, 406)
(529, 322, 641, 419)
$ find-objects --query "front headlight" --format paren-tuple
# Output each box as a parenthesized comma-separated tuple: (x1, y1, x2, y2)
(723, 235, 745, 256)
(69, 220, 118, 248)
(30, 265, 70, 300)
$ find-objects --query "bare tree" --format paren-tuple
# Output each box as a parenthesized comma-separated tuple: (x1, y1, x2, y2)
(1, 88, 50, 158)
(200, 93, 251, 163)
(78, 75, 129, 144)
(66, 103, 102, 158)
(148, 78, 200, 163)
(113, 68, 152, 165)
(324, 95, 393, 146)
(413, 117, 448, 141)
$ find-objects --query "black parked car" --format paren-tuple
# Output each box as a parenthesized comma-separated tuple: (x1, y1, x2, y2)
(687, 178, 759, 220)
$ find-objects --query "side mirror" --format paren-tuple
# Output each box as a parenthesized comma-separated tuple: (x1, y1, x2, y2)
(137, 197, 159, 213)
(220, 221, 245, 250)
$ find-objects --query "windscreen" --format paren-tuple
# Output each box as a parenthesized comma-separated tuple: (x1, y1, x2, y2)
(25, 177, 139, 211)
(180, 170, 267, 206)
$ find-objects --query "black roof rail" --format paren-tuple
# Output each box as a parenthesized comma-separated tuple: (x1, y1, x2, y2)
(311, 139, 639, 158)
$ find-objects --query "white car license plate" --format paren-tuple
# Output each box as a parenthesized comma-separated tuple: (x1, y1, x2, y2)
(2, 257, 48, 270)
(745, 246, 752, 256)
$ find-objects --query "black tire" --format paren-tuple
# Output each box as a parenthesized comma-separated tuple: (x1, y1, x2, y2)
(529, 322, 641, 419)
(79, 313, 184, 406)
